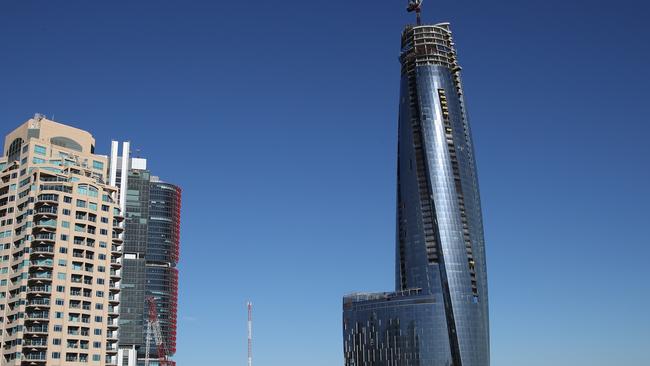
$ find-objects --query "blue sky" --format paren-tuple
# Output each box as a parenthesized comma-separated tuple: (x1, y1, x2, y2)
(1, 0, 649, 365)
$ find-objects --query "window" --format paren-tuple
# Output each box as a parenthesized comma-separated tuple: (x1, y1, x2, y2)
(56, 299, 64, 306)
(92, 160, 104, 170)
(101, 205, 109, 212)
(56, 312, 63, 319)
(77, 184, 99, 198)
(89, 202, 97, 211)
(100, 217, 108, 224)
(76, 199, 86, 208)
(52, 352, 61, 359)
(56, 285, 65, 292)
(60, 234, 68, 241)
(95, 291, 104, 298)
(53, 339, 61, 345)
(63, 196, 72, 203)
(92, 354, 101, 361)
(54, 325, 62, 332)
(59, 248, 67, 254)
(62, 208, 70, 215)
(94, 316, 103, 322)
(61, 221, 70, 228)
(58, 259, 67, 266)
(57, 273, 65, 280)
(34, 145, 47, 155)
(32, 157, 45, 164)
(94, 329, 102, 335)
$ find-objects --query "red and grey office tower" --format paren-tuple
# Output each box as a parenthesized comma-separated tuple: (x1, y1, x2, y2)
(110, 150, 181, 366)
(343, 19, 490, 366)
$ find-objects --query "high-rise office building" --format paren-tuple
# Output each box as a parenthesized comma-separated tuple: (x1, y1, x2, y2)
(343, 21, 490, 366)
(0, 115, 124, 365)
(113, 155, 180, 366)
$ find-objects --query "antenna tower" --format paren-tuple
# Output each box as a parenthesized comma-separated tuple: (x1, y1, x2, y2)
(247, 302, 253, 366)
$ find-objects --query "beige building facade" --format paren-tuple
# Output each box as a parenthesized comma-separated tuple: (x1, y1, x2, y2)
(0, 115, 123, 365)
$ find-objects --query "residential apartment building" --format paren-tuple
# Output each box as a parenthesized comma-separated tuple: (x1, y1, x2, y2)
(0, 115, 123, 365)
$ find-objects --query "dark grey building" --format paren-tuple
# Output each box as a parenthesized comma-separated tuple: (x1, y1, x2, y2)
(112, 156, 180, 366)
(343, 22, 490, 366)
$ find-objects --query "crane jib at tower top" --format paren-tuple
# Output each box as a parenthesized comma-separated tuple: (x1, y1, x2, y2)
(407, 0, 423, 25)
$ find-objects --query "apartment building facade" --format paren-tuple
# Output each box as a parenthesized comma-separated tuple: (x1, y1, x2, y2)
(0, 116, 123, 365)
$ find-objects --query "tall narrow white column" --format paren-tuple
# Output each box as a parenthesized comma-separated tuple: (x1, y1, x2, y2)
(119, 141, 130, 212)
(110, 140, 119, 186)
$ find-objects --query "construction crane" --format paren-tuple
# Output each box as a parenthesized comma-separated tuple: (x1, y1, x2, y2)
(247, 302, 253, 366)
(407, 0, 424, 25)
(145, 297, 172, 366)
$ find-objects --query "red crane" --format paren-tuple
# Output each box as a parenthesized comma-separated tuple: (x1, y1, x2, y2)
(145, 297, 173, 366)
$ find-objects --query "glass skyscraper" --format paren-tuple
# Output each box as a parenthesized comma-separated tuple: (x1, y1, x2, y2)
(113, 156, 180, 366)
(343, 22, 490, 366)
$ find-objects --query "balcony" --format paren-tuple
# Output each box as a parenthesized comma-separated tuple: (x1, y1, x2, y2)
(23, 352, 47, 361)
(34, 206, 57, 216)
(111, 245, 122, 255)
(106, 345, 118, 353)
(30, 246, 55, 254)
(28, 273, 52, 281)
(26, 299, 51, 307)
(29, 260, 54, 268)
(24, 326, 48, 334)
(23, 339, 48, 348)
(33, 219, 57, 230)
(27, 286, 51, 294)
(33, 233, 56, 242)
(36, 194, 58, 204)
(26, 312, 49, 320)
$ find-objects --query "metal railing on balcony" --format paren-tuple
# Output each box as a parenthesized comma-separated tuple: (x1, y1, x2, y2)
(23, 352, 47, 361)
(23, 339, 48, 347)
(27, 299, 51, 306)
(28, 273, 52, 280)
(31, 246, 55, 254)
(25, 326, 48, 333)
(35, 207, 57, 215)
(33, 233, 56, 240)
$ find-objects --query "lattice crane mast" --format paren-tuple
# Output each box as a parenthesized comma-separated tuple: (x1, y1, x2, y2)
(145, 297, 172, 366)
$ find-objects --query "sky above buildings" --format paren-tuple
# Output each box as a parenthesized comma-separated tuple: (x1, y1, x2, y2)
(1, 0, 649, 365)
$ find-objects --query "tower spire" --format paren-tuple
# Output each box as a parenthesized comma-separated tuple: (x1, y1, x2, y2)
(407, 0, 423, 25)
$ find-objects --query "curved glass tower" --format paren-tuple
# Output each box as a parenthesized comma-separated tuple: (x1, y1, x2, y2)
(343, 23, 489, 366)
